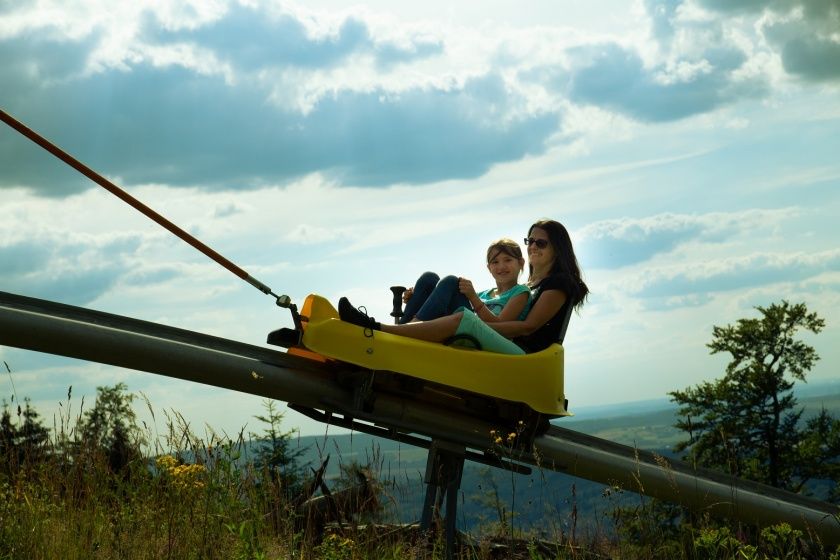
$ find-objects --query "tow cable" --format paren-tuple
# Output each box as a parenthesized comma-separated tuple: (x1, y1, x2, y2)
(1, 108, 302, 330)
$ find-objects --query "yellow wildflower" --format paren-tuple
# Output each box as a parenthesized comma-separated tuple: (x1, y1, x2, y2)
(156, 455, 178, 470)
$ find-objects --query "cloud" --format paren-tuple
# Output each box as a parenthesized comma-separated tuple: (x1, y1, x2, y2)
(633, 249, 840, 299)
(578, 214, 704, 268)
(0, 240, 53, 275)
(645, 0, 684, 50)
(142, 4, 443, 71)
(761, 2, 840, 82)
(0, 4, 556, 195)
(567, 42, 764, 122)
(2, 0, 836, 201)
(695, 0, 773, 13)
(1, 66, 559, 193)
(576, 209, 799, 269)
(777, 36, 840, 82)
(697, 0, 837, 23)
(697, 0, 840, 82)
(307, 76, 558, 186)
(211, 202, 244, 219)
(0, 234, 143, 305)
(24, 268, 122, 306)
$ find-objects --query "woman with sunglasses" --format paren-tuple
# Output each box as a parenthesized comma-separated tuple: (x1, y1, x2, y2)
(399, 238, 531, 324)
(338, 219, 589, 355)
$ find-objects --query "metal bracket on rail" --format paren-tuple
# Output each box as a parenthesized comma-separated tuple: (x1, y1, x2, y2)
(288, 404, 532, 475)
(274, 294, 303, 332)
(266, 295, 305, 348)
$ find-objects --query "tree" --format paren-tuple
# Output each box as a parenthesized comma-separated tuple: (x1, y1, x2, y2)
(670, 300, 838, 496)
(249, 399, 308, 498)
(76, 383, 145, 473)
(795, 408, 840, 499)
(0, 398, 50, 474)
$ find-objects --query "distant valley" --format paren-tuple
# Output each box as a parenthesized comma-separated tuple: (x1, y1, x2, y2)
(282, 382, 840, 532)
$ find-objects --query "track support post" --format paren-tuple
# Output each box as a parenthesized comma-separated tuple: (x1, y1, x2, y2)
(419, 440, 465, 560)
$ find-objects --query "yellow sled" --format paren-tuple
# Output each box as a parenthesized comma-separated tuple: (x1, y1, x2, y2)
(290, 294, 569, 417)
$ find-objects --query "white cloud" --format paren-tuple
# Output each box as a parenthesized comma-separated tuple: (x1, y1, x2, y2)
(625, 248, 840, 299)
(577, 208, 802, 268)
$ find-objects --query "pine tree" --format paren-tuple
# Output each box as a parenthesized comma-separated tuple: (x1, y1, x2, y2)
(249, 399, 308, 499)
(0, 398, 50, 474)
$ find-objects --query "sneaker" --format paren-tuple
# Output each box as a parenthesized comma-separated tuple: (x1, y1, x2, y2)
(338, 297, 381, 331)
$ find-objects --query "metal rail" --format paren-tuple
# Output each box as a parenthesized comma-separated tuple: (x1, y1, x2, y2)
(535, 426, 840, 541)
(1, 290, 838, 544)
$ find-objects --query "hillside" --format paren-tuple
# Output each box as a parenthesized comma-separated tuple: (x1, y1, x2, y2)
(288, 385, 840, 533)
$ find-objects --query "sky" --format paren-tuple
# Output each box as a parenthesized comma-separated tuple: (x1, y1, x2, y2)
(1, 0, 839, 440)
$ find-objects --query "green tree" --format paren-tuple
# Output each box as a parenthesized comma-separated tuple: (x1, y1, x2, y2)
(249, 399, 308, 498)
(76, 383, 145, 473)
(670, 300, 838, 495)
(0, 398, 50, 473)
(795, 408, 840, 500)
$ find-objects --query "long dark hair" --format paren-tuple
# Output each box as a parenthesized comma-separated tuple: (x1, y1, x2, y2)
(528, 219, 589, 309)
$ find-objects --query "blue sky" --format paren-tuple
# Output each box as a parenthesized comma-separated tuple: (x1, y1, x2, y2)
(1, 0, 838, 438)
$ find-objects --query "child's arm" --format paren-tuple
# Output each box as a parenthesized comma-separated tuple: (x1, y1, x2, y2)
(475, 291, 528, 323)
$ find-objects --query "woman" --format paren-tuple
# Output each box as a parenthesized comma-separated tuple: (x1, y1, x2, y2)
(339, 219, 588, 354)
(400, 238, 531, 323)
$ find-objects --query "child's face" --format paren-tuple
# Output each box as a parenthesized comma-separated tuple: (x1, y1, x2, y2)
(487, 250, 523, 285)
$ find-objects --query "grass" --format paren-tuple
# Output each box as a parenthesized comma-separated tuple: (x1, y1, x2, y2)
(1, 385, 838, 559)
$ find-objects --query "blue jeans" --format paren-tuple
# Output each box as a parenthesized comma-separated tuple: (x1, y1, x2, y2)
(399, 272, 471, 323)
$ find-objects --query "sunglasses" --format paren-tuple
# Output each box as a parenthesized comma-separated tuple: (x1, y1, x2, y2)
(524, 237, 549, 249)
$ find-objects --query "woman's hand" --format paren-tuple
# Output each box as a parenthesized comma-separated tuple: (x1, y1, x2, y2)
(402, 287, 414, 303)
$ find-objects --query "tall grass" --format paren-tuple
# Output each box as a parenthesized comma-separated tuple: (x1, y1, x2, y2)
(1, 383, 836, 559)
(2, 393, 293, 559)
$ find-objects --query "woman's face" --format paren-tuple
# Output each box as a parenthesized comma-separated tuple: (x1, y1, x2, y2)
(526, 227, 555, 270)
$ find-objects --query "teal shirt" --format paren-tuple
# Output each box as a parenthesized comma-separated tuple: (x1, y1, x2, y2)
(477, 284, 531, 320)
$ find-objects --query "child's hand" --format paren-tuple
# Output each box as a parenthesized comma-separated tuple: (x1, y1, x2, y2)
(458, 277, 477, 299)
(402, 287, 414, 303)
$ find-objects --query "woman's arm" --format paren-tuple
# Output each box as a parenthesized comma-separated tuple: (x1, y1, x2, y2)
(488, 289, 567, 338)
(475, 292, 528, 323)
